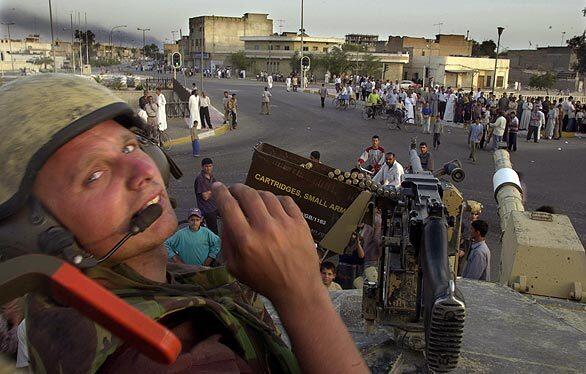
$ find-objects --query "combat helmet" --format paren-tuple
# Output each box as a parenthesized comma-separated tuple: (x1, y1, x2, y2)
(0, 74, 181, 266)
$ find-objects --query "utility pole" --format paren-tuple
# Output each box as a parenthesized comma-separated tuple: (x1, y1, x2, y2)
(300, 0, 305, 89)
(109, 25, 127, 61)
(137, 27, 150, 65)
(47, 0, 56, 71)
(1, 22, 15, 72)
(433, 22, 444, 35)
(493, 27, 505, 93)
(194, 17, 205, 92)
(70, 13, 75, 73)
(84, 13, 89, 65)
(77, 13, 82, 67)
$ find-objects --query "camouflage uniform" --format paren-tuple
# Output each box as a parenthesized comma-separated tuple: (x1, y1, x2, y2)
(0, 75, 299, 373)
(26, 263, 300, 373)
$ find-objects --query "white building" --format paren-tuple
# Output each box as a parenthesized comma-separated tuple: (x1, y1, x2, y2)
(406, 55, 510, 91)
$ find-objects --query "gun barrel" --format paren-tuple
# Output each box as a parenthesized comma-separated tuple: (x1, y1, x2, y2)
(421, 217, 465, 372)
(493, 150, 524, 233)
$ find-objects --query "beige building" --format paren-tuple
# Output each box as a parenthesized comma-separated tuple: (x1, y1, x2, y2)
(383, 34, 473, 57)
(405, 55, 510, 90)
(0, 34, 66, 71)
(188, 13, 273, 69)
(241, 33, 409, 80)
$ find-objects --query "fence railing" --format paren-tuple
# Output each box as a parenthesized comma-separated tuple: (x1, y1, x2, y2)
(165, 101, 189, 118)
(145, 78, 173, 91)
(172, 78, 191, 102)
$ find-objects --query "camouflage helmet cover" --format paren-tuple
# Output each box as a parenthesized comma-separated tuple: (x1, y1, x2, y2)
(0, 74, 138, 220)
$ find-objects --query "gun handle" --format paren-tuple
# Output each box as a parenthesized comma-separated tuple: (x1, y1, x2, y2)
(0, 255, 181, 365)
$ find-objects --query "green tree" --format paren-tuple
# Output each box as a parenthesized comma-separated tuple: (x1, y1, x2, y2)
(320, 46, 350, 76)
(357, 53, 381, 77)
(229, 51, 251, 70)
(32, 56, 54, 70)
(75, 29, 97, 62)
(342, 43, 367, 52)
(529, 73, 556, 93)
(143, 43, 160, 59)
(471, 40, 497, 58)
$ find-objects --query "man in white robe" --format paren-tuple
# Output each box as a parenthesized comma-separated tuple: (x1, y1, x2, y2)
(404, 97, 415, 124)
(156, 88, 167, 132)
(188, 90, 201, 130)
(267, 74, 273, 89)
(444, 93, 456, 122)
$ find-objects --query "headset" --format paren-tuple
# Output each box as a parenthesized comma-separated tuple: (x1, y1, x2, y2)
(0, 125, 183, 269)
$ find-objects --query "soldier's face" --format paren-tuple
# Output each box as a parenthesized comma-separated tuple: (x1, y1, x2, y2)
(32, 121, 178, 262)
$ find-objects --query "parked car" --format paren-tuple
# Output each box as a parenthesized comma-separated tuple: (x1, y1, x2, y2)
(399, 80, 420, 90)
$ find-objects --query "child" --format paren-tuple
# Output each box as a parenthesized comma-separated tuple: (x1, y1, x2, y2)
(469, 118, 484, 162)
(432, 116, 444, 149)
(320, 261, 342, 291)
(422, 103, 432, 134)
(190, 120, 200, 157)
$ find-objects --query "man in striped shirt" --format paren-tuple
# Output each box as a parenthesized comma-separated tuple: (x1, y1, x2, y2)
(357, 135, 385, 173)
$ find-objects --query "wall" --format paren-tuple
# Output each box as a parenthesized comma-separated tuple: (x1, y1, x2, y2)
(188, 13, 273, 68)
(408, 55, 510, 90)
(506, 47, 575, 71)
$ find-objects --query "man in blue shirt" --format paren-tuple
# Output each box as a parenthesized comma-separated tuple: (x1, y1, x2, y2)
(461, 220, 491, 281)
(165, 208, 221, 266)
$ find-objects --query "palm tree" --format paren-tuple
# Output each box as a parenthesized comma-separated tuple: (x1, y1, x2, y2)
(32, 56, 54, 70)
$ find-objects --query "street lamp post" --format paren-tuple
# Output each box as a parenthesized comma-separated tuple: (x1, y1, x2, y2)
(47, 0, 56, 72)
(109, 25, 127, 61)
(137, 27, 150, 65)
(299, 0, 305, 89)
(1, 22, 15, 72)
(492, 26, 504, 93)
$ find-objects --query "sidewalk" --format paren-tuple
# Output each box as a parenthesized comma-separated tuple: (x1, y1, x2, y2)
(168, 105, 229, 146)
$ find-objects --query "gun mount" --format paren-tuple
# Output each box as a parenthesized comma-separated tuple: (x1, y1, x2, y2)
(246, 143, 467, 372)
(493, 150, 586, 301)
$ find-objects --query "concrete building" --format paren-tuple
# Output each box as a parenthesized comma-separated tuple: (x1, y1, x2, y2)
(241, 33, 409, 80)
(383, 34, 472, 57)
(241, 33, 344, 74)
(187, 13, 273, 69)
(0, 34, 65, 72)
(345, 34, 379, 46)
(504, 46, 582, 92)
(405, 55, 510, 91)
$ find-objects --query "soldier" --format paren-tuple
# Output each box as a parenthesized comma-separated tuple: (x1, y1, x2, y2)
(0, 74, 368, 373)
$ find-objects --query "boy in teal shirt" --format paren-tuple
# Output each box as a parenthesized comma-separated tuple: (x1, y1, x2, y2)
(165, 207, 220, 266)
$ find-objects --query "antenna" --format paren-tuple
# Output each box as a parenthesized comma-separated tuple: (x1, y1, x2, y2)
(277, 19, 285, 34)
(433, 22, 444, 35)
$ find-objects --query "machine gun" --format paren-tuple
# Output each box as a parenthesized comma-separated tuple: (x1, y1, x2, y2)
(361, 140, 466, 372)
(245, 142, 467, 372)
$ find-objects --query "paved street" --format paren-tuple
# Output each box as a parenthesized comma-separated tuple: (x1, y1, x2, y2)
(164, 77, 586, 281)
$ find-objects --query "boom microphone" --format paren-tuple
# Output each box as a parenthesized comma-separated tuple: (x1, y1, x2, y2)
(96, 204, 163, 263)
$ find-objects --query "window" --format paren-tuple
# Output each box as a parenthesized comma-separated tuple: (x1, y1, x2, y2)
(275, 45, 281, 50)
(268, 44, 274, 50)
(422, 51, 425, 56)
(312, 46, 318, 51)
(323, 47, 328, 52)
(496, 76, 504, 88)
(284, 46, 290, 50)
(254, 45, 260, 50)
(303, 46, 308, 51)
(485, 75, 492, 88)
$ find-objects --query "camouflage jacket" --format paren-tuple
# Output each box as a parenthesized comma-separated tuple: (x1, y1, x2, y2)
(25, 263, 300, 373)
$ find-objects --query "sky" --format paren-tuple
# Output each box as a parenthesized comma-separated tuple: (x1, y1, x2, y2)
(1, 0, 584, 50)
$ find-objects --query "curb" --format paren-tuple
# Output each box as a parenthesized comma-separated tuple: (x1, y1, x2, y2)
(169, 124, 231, 146)
(169, 104, 229, 146)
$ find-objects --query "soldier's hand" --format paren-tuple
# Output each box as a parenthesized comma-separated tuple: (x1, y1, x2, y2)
(212, 182, 322, 307)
